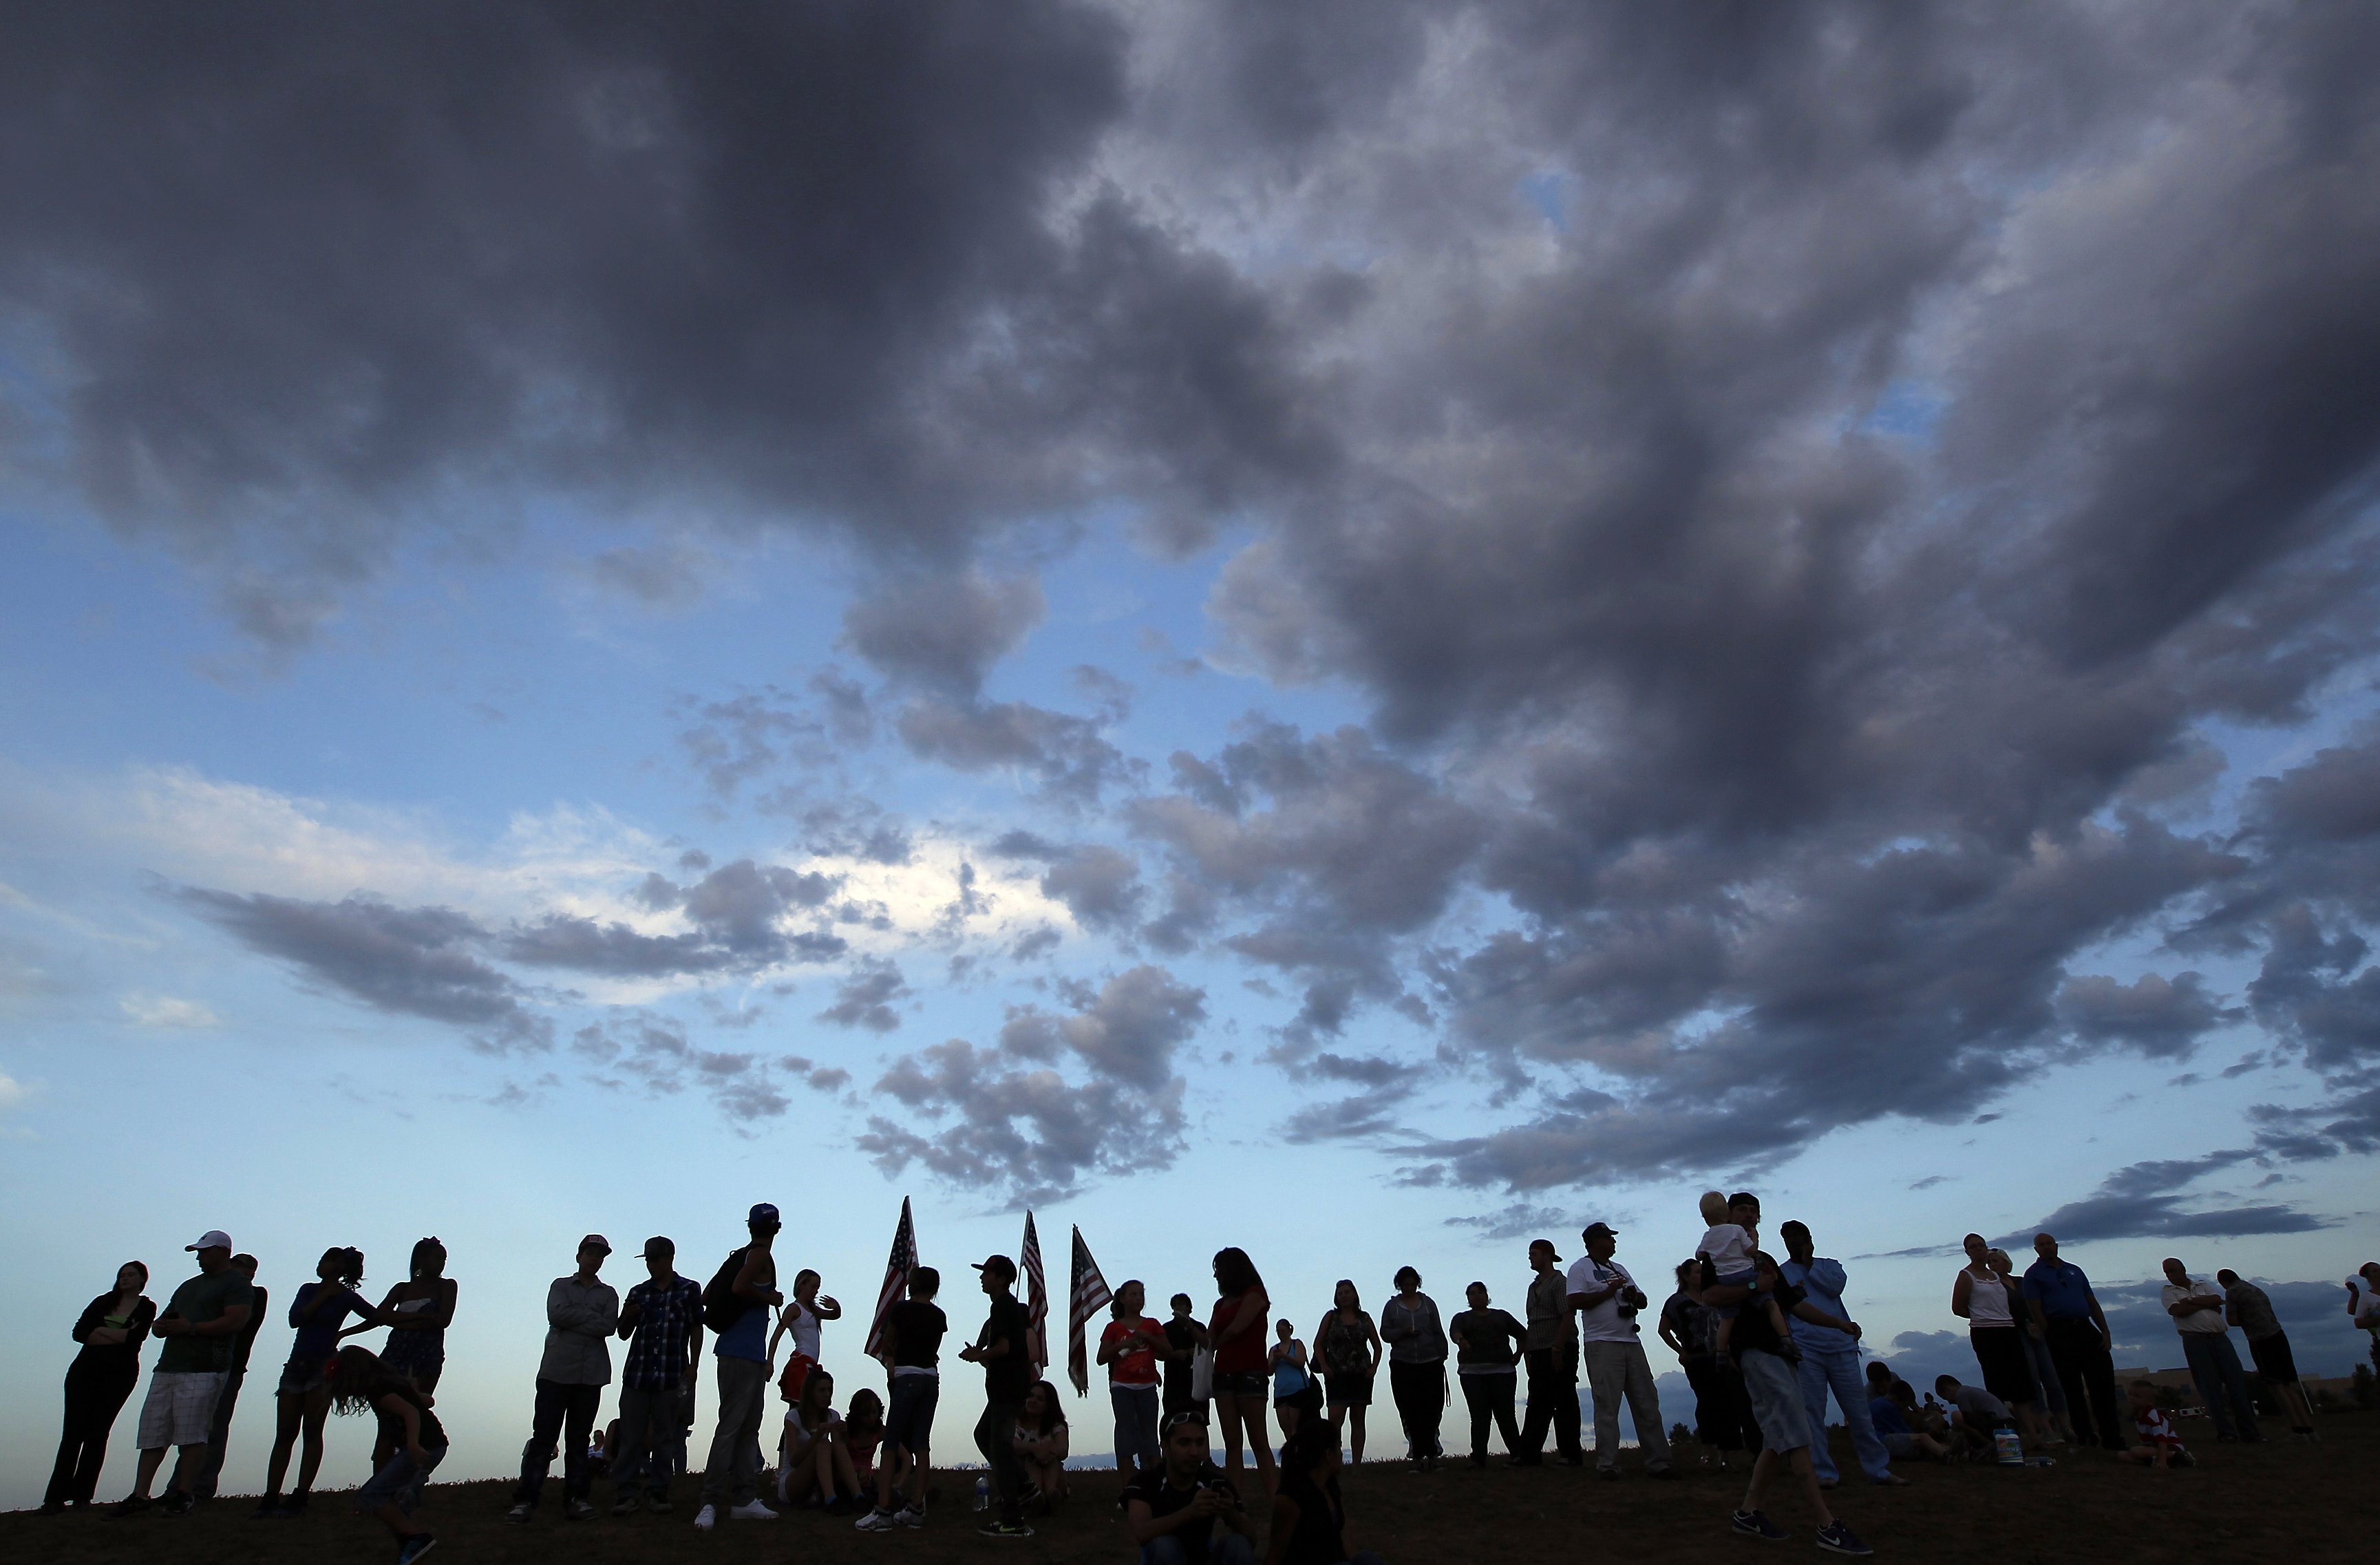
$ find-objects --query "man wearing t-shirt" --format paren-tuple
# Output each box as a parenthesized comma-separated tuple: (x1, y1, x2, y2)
(1566, 1222, 1675, 1480)
(856, 1266, 947, 1531)
(2161, 1257, 2260, 1442)
(1513, 1238, 1582, 1465)
(2019, 1233, 2125, 1451)
(118, 1230, 255, 1516)
(1123, 1409, 1258, 1565)
(695, 1203, 787, 1531)
(961, 1254, 1033, 1538)
(1162, 1294, 1210, 1421)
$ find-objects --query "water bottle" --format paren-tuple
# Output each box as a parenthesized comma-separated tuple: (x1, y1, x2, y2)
(1993, 1425, 2022, 1465)
(973, 1475, 989, 1511)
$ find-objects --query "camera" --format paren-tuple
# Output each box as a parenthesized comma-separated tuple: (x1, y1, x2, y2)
(1617, 1286, 1649, 1317)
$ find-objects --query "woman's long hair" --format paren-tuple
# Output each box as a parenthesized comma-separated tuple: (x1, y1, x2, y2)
(327, 1346, 387, 1414)
(1021, 1378, 1067, 1434)
(846, 1387, 884, 1439)
(1213, 1247, 1262, 1298)
(1332, 1278, 1359, 1312)
(318, 1246, 365, 1288)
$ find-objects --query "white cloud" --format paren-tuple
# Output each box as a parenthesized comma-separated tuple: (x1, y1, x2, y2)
(120, 993, 222, 1028)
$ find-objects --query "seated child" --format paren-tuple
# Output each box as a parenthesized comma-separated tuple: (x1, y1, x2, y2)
(1933, 1374, 2012, 1458)
(844, 1388, 885, 1493)
(1012, 1378, 1070, 1513)
(2117, 1383, 2193, 1469)
(1696, 1191, 1757, 1355)
(1869, 1379, 1953, 1463)
(780, 1367, 866, 1512)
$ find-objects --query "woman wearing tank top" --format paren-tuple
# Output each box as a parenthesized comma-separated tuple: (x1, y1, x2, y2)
(1313, 1281, 1380, 1465)
(1951, 1233, 2050, 1451)
(372, 1239, 457, 1397)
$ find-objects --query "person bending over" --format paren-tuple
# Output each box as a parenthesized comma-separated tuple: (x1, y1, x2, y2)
(328, 1346, 443, 1564)
(1123, 1409, 1258, 1565)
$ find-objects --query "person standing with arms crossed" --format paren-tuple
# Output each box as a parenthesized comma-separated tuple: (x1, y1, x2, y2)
(116, 1230, 253, 1516)
(43, 1261, 156, 1511)
(961, 1253, 1034, 1538)
(507, 1235, 620, 1523)
(613, 1236, 704, 1515)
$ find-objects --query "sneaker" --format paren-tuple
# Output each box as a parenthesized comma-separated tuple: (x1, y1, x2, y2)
(281, 1491, 312, 1516)
(613, 1495, 642, 1517)
(112, 1495, 152, 1518)
(895, 1504, 927, 1529)
(649, 1496, 674, 1515)
(565, 1499, 597, 1522)
(979, 1520, 1035, 1538)
(1817, 1522, 1873, 1556)
(727, 1500, 778, 1521)
(1598, 1467, 1621, 1482)
(692, 1504, 716, 1532)
(504, 1502, 533, 1524)
(396, 1534, 439, 1564)
(856, 1507, 899, 1532)
(158, 1491, 195, 1518)
(252, 1497, 284, 1520)
(1732, 1509, 1787, 1540)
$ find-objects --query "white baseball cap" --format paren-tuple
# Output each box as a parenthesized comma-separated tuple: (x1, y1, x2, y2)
(186, 1229, 233, 1252)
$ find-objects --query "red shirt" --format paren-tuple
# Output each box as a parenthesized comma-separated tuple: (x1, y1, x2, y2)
(1211, 1288, 1271, 1374)
(1101, 1317, 1163, 1387)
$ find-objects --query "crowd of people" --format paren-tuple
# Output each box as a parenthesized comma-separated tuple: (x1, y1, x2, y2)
(39, 1197, 2380, 1563)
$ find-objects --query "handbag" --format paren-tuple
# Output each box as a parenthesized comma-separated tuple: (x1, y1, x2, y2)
(1190, 1345, 1215, 1401)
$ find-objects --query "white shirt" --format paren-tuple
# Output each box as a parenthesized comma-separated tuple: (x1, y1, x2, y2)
(2350, 1276, 2380, 1328)
(1566, 1256, 1641, 1343)
(1697, 1224, 1754, 1275)
(2162, 1279, 2228, 1335)
(1963, 1268, 2015, 1328)
(782, 1301, 822, 1361)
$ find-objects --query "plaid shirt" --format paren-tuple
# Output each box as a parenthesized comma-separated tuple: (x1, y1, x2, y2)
(620, 1275, 705, 1391)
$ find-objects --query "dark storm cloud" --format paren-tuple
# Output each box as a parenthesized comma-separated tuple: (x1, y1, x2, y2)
(2008, 1151, 2331, 1246)
(178, 887, 548, 1052)
(2054, 972, 2240, 1058)
(841, 573, 1045, 696)
(896, 696, 1143, 806)
(858, 964, 1204, 1202)
(987, 831, 1147, 932)
(0, 1, 1333, 648)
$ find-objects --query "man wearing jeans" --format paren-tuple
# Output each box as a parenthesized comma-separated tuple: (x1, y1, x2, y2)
(1513, 1238, 1582, 1465)
(961, 1254, 1033, 1538)
(2161, 1257, 2262, 1442)
(612, 1237, 704, 1515)
(1776, 1222, 1900, 1489)
(2020, 1234, 2125, 1450)
(1566, 1222, 1676, 1480)
(694, 1203, 784, 1531)
(507, 1235, 620, 1522)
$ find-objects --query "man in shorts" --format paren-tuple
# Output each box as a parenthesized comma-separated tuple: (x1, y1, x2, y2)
(2218, 1269, 2314, 1440)
(116, 1230, 255, 1516)
(189, 1252, 266, 1502)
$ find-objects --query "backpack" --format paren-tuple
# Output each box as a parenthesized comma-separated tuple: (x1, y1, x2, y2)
(703, 1246, 754, 1333)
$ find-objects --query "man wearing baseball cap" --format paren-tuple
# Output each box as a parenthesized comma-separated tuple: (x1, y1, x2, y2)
(1567, 1222, 1677, 1481)
(115, 1231, 254, 1515)
(611, 1236, 705, 1515)
(1511, 1237, 1582, 1465)
(959, 1255, 1033, 1537)
(506, 1235, 619, 1524)
(695, 1203, 785, 1531)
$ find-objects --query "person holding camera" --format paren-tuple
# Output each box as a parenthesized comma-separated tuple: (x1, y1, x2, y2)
(1566, 1222, 1676, 1480)
(1122, 1409, 1258, 1565)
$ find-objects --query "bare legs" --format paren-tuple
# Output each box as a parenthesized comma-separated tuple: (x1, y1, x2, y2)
(1742, 1445, 1835, 1530)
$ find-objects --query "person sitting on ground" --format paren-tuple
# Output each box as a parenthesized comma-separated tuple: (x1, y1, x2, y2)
(1864, 1376, 1951, 1464)
(2217, 1268, 2315, 1441)
(845, 1389, 884, 1495)
(328, 1346, 442, 1565)
(780, 1366, 864, 1512)
(1891, 1379, 1953, 1449)
(2116, 1382, 2193, 1469)
(1123, 1409, 1257, 1565)
(1014, 1378, 1071, 1512)
(1933, 1374, 2017, 1457)
(1268, 1416, 1388, 1565)
(257, 1246, 379, 1518)
(1268, 1319, 1321, 1440)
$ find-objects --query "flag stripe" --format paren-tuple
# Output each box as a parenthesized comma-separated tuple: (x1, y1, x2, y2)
(864, 1197, 917, 1367)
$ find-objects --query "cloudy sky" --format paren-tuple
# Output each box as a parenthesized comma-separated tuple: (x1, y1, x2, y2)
(5, 0, 2380, 1498)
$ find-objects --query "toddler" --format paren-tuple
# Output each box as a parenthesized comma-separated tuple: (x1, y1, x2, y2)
(2118, 1382, 2192, 1469)
(1697, 1190, 1758, 1356)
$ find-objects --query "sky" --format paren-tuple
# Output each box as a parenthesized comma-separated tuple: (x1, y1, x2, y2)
(5, 0, 2380, 1507)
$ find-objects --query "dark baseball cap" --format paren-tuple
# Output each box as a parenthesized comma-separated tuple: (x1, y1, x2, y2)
(971, 1254, 1017, 1281)
(749, 1203, 780, 1226)
(639, 1236, 676, 1258)
(1581, 1222, 1619, 1241)
(580, 1233, 613, 1254)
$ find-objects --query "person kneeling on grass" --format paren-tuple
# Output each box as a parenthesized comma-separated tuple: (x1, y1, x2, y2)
(1015, 1378, 1072, 1512)
(329, 1346, 443, 1564)
(2116, 1383, 2194, 1470)
(780, 1367, 866, 1512)
(1124, 1409, 1258, 1565)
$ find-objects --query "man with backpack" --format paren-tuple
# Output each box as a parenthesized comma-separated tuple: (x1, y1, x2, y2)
(693, 1204, 785, 1532)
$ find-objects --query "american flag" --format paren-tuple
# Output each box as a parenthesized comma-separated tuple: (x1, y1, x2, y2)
(1065, 1224, 1114, 1397)
(864, 1197, 918, 1368)
(1020, 1211, 1048, 1377)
